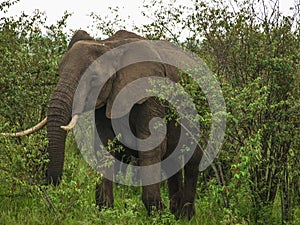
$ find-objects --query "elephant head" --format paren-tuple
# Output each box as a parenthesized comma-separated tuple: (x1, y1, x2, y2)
(45, 29, 187, 184)
(45, 30, 152, 184)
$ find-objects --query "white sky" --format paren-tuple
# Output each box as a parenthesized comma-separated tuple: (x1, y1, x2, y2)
(2, 0, 296, 36)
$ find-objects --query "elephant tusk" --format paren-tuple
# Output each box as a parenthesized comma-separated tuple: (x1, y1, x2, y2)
(1, 117, 47, 137)
(60, 115, 79, 131)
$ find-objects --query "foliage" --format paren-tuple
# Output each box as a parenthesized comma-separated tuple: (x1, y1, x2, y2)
(0, 0, 299, 224)
(189, 1, 300, 223)
(0, 9, 69, 127)
(0, 5, 69, 224)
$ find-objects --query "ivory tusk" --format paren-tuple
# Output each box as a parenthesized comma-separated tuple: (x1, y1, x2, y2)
(1, 117, 47, 137)
(60, 115, 79, 131)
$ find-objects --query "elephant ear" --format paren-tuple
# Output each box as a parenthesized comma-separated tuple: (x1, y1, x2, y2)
(67, 30, 94, 50)
(104, 41, 166, 119)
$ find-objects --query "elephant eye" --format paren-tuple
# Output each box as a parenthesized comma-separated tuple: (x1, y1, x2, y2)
(90, 74, 99, 83)
(89, 74, 101, 88)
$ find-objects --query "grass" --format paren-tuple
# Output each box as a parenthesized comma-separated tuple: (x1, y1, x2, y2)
(0, 137, 207, 225)
(0, 185, 218, 225)
(0, 136, 299, 225)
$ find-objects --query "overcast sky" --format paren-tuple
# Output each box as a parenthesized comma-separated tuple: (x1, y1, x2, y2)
(2, 0, 296, 36)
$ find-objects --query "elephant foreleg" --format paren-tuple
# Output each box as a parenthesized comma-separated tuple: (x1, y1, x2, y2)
(94, 107, 115, 209)
(139, 150, 166, 213)
(134, 99, 166, 213)
(95, 177, 114, 209)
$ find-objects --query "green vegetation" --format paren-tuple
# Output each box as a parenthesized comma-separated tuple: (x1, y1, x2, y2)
(0, 0, 299, 224)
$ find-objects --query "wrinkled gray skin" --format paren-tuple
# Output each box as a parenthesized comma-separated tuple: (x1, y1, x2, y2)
(46, 30, 202, 219)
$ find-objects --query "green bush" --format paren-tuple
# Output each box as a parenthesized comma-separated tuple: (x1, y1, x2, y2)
(0, 0, 299, 224)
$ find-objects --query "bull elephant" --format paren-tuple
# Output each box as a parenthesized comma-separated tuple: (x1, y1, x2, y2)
(2, 30, 203, 219)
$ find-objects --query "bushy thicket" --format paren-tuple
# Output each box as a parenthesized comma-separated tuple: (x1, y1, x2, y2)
(0, 0, 299, 224)
(0, 0, 70, 221)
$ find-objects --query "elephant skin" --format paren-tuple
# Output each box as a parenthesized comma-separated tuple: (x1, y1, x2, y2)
(46, 30, 203, 219)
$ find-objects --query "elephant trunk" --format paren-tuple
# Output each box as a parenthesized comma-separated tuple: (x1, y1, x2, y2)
(46, 81, 75, 185)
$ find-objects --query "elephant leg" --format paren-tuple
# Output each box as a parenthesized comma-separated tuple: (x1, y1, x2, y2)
(95, 177, 114, 208)
(133, 99, 166, 213)
(165, 118, 183, 214)
(94, 107, 115, 209)
(139, 149, 165, 213)
(178, 147, 202, 219)
(167, 170, 183, 214)
(111, 114, 139, 184)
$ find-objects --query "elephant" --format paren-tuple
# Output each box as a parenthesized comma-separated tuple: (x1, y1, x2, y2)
(2, 30, 203, 219)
